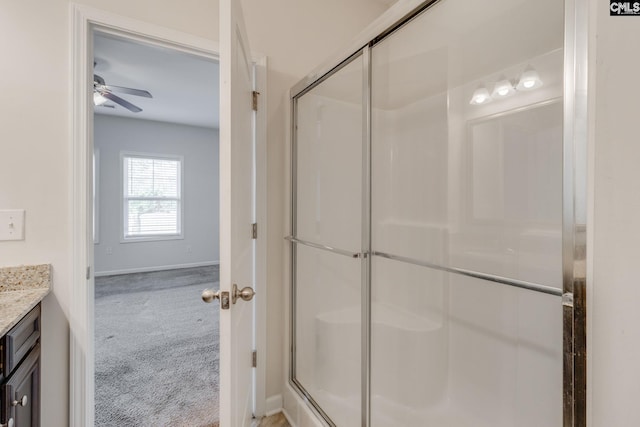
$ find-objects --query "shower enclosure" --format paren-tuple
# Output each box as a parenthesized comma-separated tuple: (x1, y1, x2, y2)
(288, 0, 586, 426)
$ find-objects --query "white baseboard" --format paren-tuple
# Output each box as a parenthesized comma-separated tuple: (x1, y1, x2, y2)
(94, 260, 219, 277)
(282, 408, 295, 426)
(265, 394, 283, 417)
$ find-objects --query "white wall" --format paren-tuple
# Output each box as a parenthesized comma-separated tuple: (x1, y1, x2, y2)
(590, 0, 640, 425)
(0, 1, 389, 426)
(94, 114, 219, 275)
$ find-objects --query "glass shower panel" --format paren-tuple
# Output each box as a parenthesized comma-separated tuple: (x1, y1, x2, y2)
(294, 244, 361, 426)
(295, 55, 364, 252)
(370, 0, 564, 425)
(369, 256, 447, 426)
(293, 53, 364, 426)
(371, 257, 562, 426)
(371, 0, 564, 288)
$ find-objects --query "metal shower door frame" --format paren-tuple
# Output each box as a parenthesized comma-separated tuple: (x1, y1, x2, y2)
(288, 0, 588, 425)
(562, 0, 588, 424)
(289, 48, 368, 427)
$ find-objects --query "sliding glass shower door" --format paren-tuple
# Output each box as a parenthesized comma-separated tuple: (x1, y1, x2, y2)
(291, 52, 366, 426)
(369, 0, 564, 425)
(290, 0, 572, 426)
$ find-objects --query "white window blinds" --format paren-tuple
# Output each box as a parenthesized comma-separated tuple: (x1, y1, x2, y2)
(123, 155, 182, 239)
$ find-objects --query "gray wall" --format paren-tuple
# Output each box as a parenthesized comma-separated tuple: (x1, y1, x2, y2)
(94, 114, 219, 275)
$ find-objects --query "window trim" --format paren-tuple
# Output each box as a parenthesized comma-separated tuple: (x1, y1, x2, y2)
(120, 151, 185, 243)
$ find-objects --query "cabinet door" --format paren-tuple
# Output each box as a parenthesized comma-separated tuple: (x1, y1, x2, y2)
(2, 344, 39, 427)
(3, 306, 41, 378)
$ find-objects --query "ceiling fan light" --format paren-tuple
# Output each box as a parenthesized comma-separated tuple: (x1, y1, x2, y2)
(93, 92, 108, 106)
(469, 86, 492, 105)
(516, 68, 543, 91)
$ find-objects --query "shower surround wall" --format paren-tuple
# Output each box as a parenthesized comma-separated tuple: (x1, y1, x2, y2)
(289, 0, 568, 426)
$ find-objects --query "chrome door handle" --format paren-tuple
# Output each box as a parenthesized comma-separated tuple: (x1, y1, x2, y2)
(232, 283, 255, 304)
(201, 289, 220, 303)
(1, 418, 14, 427)
(12, 395, 27, 407)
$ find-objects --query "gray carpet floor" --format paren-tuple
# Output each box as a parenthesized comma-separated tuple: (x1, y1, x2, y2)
(95, 266, 220, 427)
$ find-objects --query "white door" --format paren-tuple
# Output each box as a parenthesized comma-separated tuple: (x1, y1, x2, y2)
(219, 0, 256, 425)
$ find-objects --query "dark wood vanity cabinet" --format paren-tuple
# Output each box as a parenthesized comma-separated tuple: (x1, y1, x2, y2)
(0, 305, 41, 427)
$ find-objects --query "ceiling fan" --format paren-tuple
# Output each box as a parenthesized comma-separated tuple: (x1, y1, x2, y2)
(93, 74, 152, 113)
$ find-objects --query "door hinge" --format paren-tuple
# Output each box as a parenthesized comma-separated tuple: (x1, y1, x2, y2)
(252, 223, 258, 239)
(252, 350, 257, 368)
(86, 266, 91, 280)
(252, 91, 260, 111)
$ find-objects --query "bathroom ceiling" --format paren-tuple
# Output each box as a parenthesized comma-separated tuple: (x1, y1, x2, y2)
(93, 33, 219, 129)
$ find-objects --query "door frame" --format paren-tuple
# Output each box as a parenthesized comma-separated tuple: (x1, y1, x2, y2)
(69, 4, 267, 426)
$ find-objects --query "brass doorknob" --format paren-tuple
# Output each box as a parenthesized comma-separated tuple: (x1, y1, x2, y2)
(232, 283, 255, 304)
(201, 289, 220, 303)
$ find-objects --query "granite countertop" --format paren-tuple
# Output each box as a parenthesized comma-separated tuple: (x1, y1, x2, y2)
(0, 264, 51, 336)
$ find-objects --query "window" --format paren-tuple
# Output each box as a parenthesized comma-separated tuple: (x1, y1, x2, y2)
(122, 153, 183, 241)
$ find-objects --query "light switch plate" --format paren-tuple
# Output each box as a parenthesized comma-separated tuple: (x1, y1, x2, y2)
(0, 210, 25, 241)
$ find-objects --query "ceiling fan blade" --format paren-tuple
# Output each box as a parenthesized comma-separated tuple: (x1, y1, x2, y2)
(105, 85, 152, 98)
(101, 91, 143, 113)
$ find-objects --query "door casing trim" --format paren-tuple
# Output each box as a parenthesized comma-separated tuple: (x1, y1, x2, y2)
(69, 4, 267, 425)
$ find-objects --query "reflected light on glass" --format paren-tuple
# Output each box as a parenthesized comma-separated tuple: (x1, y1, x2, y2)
(516, 69, 543, 91)
(469, 86, 492, 105)
(492, 78, 515, 99)
(93, 92, 108, 106)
